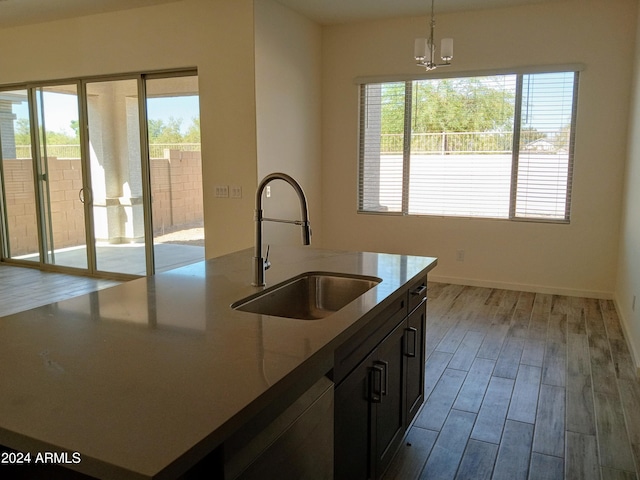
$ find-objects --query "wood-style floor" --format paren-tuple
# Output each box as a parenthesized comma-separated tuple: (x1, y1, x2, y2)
(384, 283, 640, 480)
(0, 264, 120, 318)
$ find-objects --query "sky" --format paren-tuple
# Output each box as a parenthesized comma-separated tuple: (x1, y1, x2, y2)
(11, 91, 200, 136)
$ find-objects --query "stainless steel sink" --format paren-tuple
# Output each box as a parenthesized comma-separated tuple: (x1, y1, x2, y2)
(232, 272, 382, 320)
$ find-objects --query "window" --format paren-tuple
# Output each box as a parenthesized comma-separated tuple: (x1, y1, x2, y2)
(358, 70, 579, 222)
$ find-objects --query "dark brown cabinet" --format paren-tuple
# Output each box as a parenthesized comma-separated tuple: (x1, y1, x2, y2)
(334, 276, 428, 480)
(404, 302, 426, 426)
(335, 320, 406, 480)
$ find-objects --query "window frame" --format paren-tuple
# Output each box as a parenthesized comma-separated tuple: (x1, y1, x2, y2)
(357, 67, 581, 224)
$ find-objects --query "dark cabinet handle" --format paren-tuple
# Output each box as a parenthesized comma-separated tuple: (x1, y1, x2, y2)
(370, 361, 389, 403)
(405, 327, 418, 358)
(370, 364, 384, 403)
(410, 285, 427, 296)
(375, 361, 388, 396)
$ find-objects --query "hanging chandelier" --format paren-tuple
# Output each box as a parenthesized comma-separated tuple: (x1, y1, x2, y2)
(414, 0, 453, 71)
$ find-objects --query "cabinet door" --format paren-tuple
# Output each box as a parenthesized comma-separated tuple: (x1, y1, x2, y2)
(404, 301, 426, 426)
(335, 320, 406, 480)
(334, 356, 372, 480)
(372, 321, 406, 479)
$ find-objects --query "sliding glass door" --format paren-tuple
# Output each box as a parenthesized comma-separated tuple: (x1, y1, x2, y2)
(146, 75, 204, 273)
(34, 84, 88, 269)
(85, 78, 148, 276)
(0, 71, 203, 278)
(0, 89, 40, 263)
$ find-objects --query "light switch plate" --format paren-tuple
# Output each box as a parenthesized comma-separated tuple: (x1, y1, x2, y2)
(215, 185, 229, 198)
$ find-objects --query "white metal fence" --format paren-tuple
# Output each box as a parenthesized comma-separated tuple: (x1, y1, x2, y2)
(14, 143, 201, 160)
(381, 132, 567, 154)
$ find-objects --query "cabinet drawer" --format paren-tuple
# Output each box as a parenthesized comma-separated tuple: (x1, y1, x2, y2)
(407, 276, 427, 314)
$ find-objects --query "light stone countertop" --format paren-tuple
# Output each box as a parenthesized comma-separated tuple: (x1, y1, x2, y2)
(0, 246, 437, 479)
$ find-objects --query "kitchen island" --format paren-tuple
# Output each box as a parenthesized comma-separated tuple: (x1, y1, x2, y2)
(0, 246, 437, 479)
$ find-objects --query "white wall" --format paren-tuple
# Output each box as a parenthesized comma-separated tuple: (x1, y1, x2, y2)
(254, 0, 323, 247)
(321, 0, 637, 298)
(617, 5, 640, 372)
(0, 0, 258, 258)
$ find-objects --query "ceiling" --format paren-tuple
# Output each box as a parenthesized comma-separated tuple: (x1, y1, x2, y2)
(0, 0, 181, 28)
(0, 0, 566, 29)
(274, 0, 567, 25)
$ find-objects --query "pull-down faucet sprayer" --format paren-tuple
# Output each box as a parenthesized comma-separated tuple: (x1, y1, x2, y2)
(253, 173, 311, 286)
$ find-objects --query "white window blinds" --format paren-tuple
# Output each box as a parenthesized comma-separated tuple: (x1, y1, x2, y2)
(514, 72, 577, 220)
(359, 82, 406, 213)
(358, 71, 578, 222)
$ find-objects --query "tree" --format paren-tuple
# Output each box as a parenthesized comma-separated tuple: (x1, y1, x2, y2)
(380, 83, 406, 134)
(13, 119, 79, 146)
(14, 116, 201, 148)
(70, 120, 80, 139)
(14, 118, 31, 145)
(148, 117, 184, 143)
(380, 77, 516, 135)
(43, 129, 78, 145)
(184, 118, 201, 143)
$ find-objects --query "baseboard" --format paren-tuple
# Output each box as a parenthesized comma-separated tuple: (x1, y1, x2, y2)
(613, 296, 640, 378)
(428, 274, 614, 300)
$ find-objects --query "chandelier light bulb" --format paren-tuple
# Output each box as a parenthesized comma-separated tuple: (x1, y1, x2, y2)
(440, 38, 453, 62)
(414, 38, 427, 60)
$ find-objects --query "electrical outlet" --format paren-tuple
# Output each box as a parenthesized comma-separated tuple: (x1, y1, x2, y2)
(215, 185, 229, 198)
(456, 250, 465, 262)
(266, 186, 271, 198)
(230, 185, 242, 199)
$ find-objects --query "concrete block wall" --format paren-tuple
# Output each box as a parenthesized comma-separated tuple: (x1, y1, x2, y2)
(150, 150, 204, 235)
(4, 150, 203, 256)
